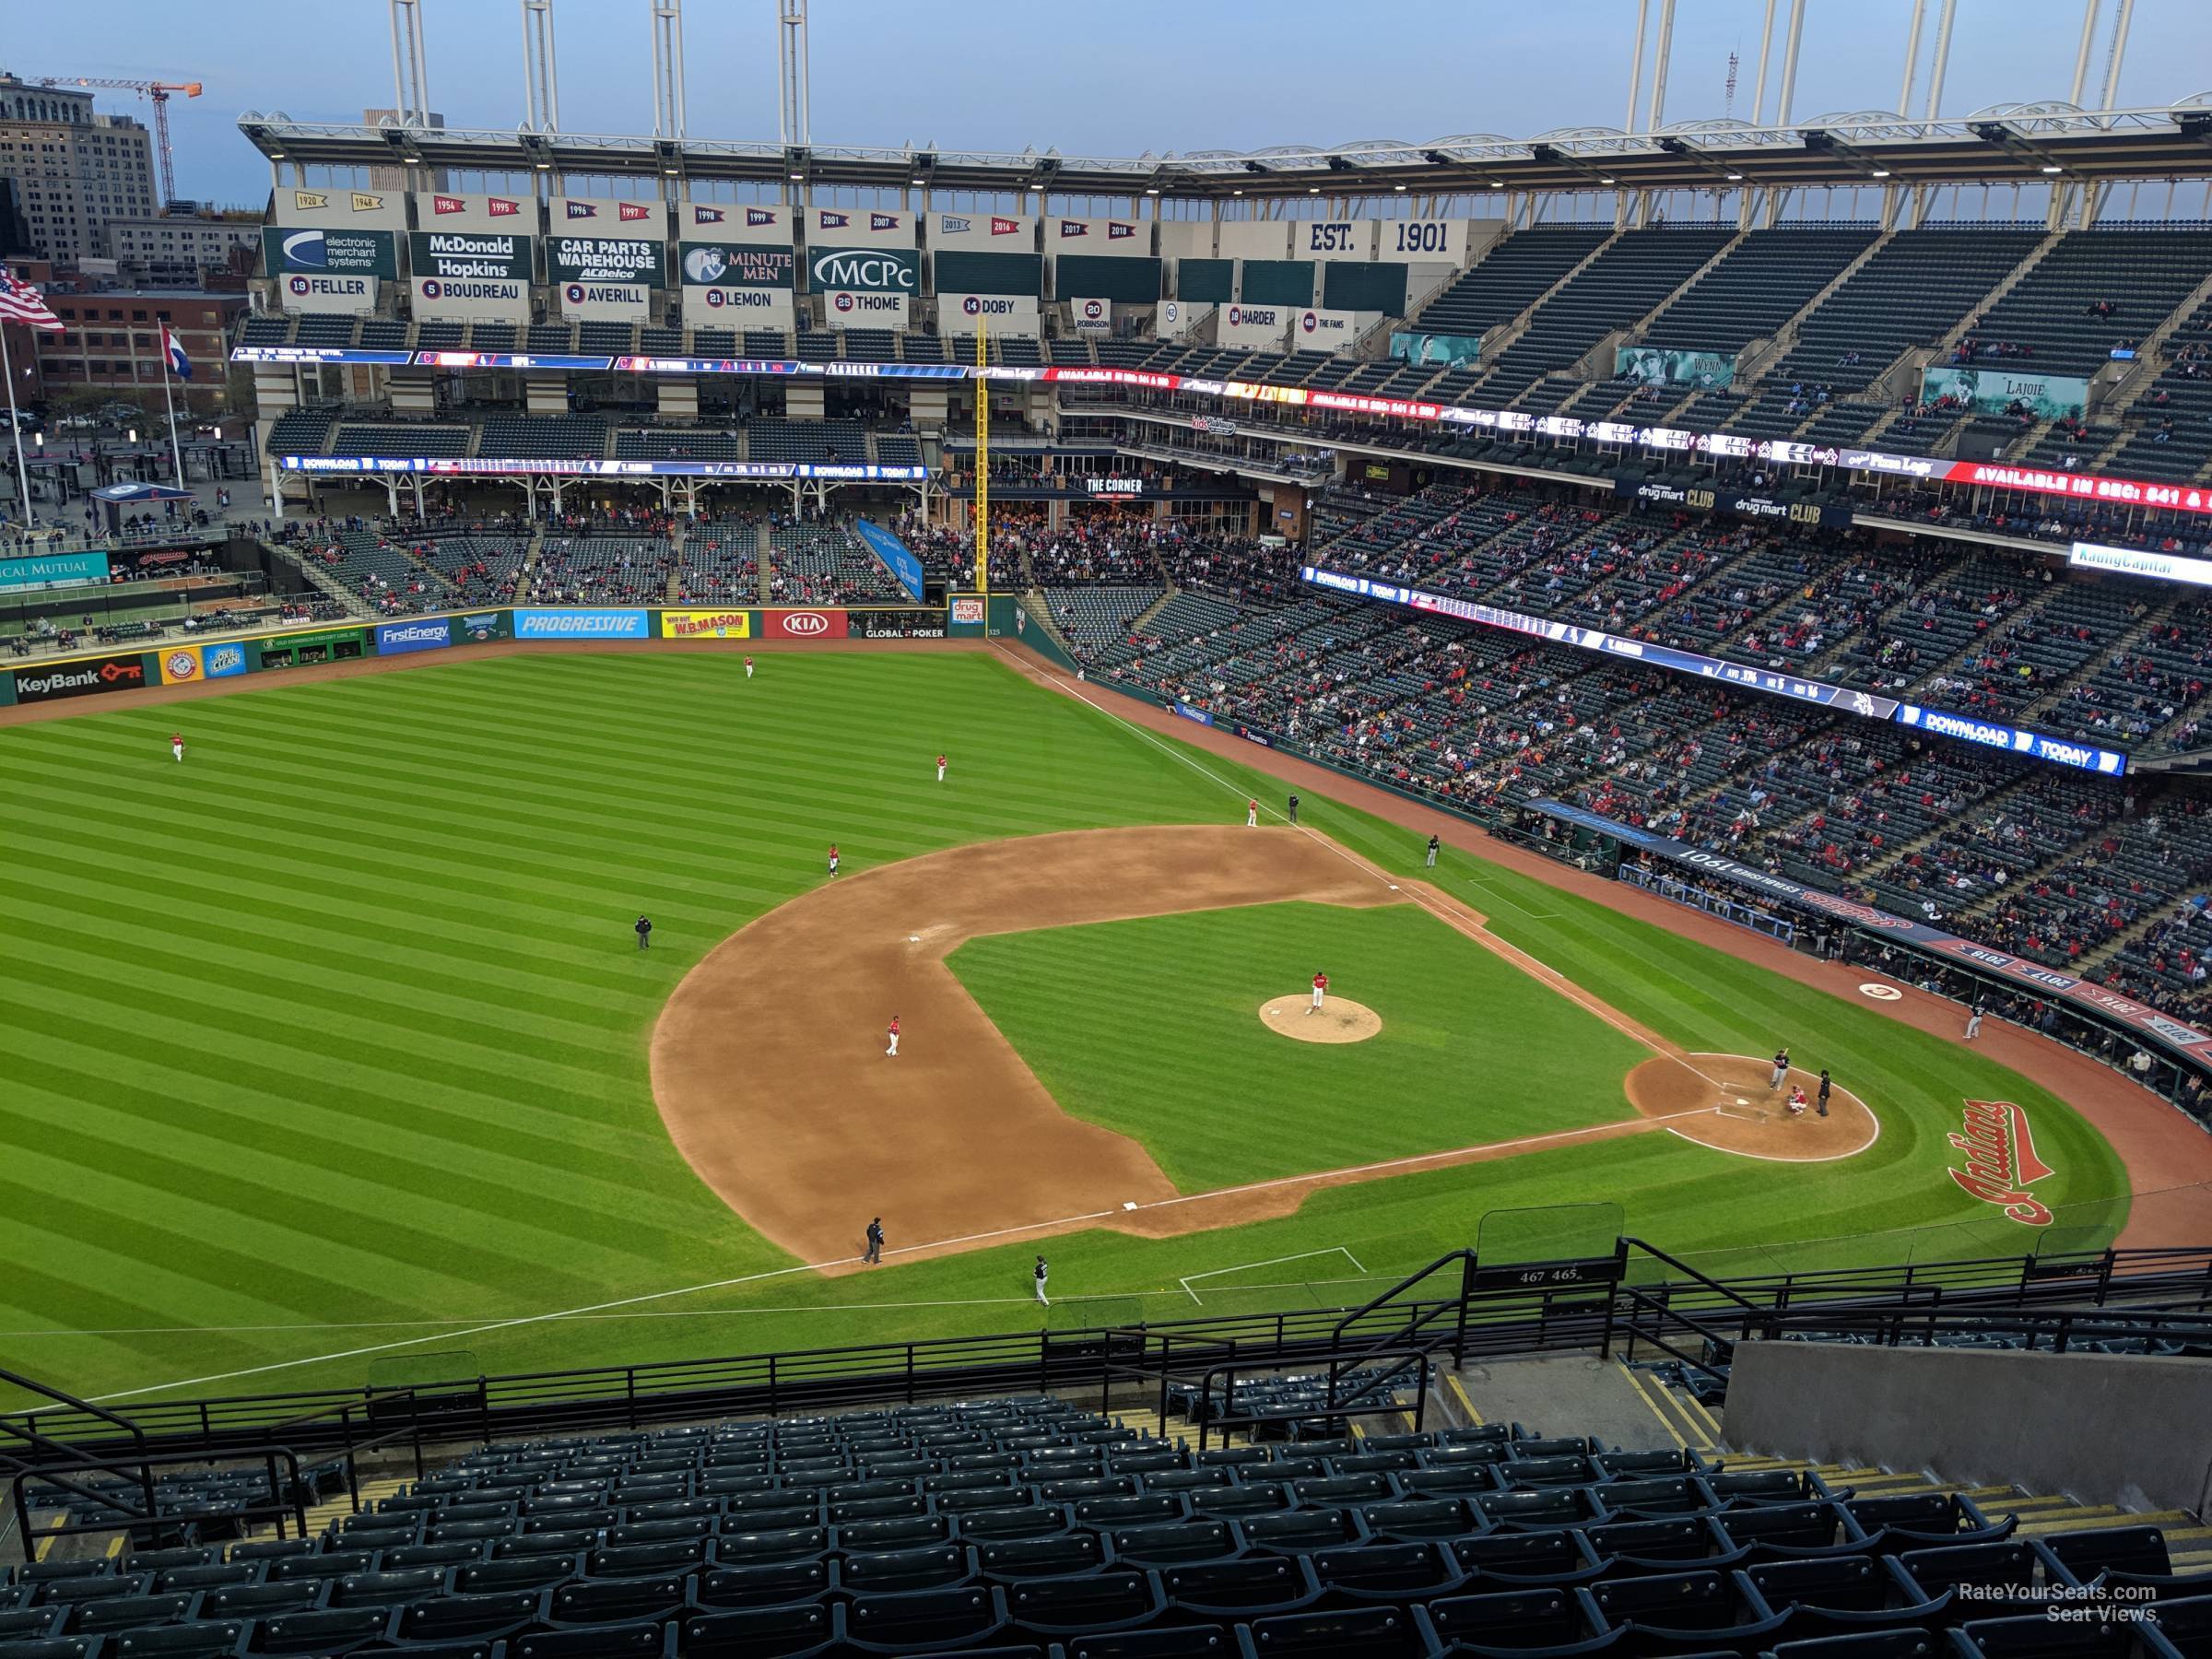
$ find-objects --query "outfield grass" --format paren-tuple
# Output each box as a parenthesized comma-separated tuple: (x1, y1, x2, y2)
(0, 650, 2134, 1406)
(948, 901, 1646, 1188)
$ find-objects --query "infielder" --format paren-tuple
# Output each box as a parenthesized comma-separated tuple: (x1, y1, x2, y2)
(886, 1015, 900, 1057)
(1768, 1047, 1789, 1090)
(936, 752, 947, 782)
(1311, 971, 1329, 1014)
(1246, 799, 1258, 828)
(1033, 1255, 1050, 1306)
(828, 843, 841, 877)
(1965, 1003, 1984, 1041)
(1425, 833, 1440, 867)
(171, 731, 185, 763)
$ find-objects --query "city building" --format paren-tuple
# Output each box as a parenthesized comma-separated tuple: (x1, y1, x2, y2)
(34, 288, 245, 412)
(107, 204, 264, 287)
(0, 73, 159, 268)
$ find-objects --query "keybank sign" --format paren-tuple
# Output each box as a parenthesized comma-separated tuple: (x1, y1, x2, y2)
(808, 247, 920, 294)
(513, 608, 650, 639)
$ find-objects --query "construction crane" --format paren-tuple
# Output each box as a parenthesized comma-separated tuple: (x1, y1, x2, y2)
(37, 76, 205, 207)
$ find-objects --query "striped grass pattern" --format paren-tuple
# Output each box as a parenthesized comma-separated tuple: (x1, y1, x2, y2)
(0, 652, 2132, 1404)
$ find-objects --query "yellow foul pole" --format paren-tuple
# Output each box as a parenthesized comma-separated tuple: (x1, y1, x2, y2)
(973, 324, 989, 594)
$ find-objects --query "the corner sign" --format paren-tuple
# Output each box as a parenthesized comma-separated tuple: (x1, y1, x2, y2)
(1947, 1100, 2055, 1226)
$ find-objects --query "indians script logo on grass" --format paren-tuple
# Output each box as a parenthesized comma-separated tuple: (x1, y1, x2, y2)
(1947, 1100, 2056, 1226)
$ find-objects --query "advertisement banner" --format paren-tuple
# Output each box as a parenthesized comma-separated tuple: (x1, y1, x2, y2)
(679, 241, 797, 325)
(202, 640, 251, 678)
(455, 610, 511, 644)
(0, 550, 108, 592)
(547, 232, 665, 321)
(265, 226, 396, 312)
(409, 229, 534, 321)
(937, 293, 1041, 336)
(1294, 307, 1372, 351)
(807, 245, 920, 296)
(514, 608, 651, 640)
(824, 290, 908, 329)
(14, 654, 148, 703)
(1297, 220, 1377, 262)
(156, 644, 204, 686)
(814, 206, 914, 246)
(257, 628, 365, 666)
(682, 202, 791, 245)
(931, 211, 1035, 250)
(850, 609, 945, 639)
(417, 192, 533, 234)
(854, 520, 927, 603)
(2069, 540, 2212, 590)
(374, 617, 454, 655)
(948, 595, 987, 635)
(1617, 346, 1736, 390)
(1219, 303, 1290, 348)
(1920, 365, 2090, 418)
(761, 608, 848, 641)
(1070, 297, 1112, 335)
(1389, 330, 1482, 368)
(659, 608, 752, 640)
(279, 187, 406, 229)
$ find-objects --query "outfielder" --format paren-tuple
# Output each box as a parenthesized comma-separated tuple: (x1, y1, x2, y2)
(1310, 971, 1329, 1014)
(828, 842, 841, 877)
(171, 731, 185, 763)
(745, 655, 755, 679)
(936, 752, 947, 782)
(1033, 1255, 1050, 1306)
(1965, 1003, 1984, 1041)
(886, 1015, 900, 1057)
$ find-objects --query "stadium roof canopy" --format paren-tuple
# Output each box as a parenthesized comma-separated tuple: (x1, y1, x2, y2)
(238, 103, 2212, 200)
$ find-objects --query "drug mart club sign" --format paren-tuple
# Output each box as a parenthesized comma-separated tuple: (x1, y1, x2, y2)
(1947, 1100, 2056, 1226)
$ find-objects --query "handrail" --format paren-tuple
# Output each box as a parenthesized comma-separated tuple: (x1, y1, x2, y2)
(1618, 1238, 1771, 1319)
(8, 1442, 310, 1553)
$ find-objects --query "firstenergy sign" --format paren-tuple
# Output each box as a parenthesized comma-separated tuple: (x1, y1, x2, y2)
(808, 247, 919, 294)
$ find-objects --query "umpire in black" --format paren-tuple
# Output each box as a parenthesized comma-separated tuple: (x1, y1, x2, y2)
(634, 914, 653, 950)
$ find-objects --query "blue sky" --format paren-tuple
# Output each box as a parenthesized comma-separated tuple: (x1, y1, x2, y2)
(9, 1, 2211, 206)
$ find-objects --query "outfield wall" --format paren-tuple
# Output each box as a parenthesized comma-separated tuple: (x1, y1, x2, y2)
(0, 595, 1020, 709)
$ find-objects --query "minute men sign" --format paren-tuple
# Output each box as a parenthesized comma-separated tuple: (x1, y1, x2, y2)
(679, 242, 796, 329)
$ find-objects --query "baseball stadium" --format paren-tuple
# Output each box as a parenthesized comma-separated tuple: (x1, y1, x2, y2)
(10, 3, 2212, 1652)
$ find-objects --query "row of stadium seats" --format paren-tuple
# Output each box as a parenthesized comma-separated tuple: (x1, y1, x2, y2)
(268, 418, 915, 466)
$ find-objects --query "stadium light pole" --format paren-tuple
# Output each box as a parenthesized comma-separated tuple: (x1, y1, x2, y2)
(2097, 0, 2135, 112)
(1774, 0, 1806, 127)
(1645, 0, 1676, 134)
(973, 324, 988, 597)
(778, 0, 810, 148)
(652, 0, 688, 139)
(1749, 0, 1777, 125)
(1624, 0, 1648, 135)
(1898, 0, 1924, 119)
(1923, 0, 1956, 121)
(521, 0, 561, 134)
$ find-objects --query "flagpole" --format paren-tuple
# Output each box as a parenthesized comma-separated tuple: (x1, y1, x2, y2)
(0, 320, 32, 531)
(159, 335, 185, 492)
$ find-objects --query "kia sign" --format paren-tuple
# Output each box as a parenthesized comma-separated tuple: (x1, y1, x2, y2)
(807, 246, 920, 294)
(763, 609, 848, 640)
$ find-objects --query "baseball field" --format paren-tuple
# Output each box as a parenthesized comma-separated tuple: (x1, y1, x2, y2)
(0, 644, 2173, 1409)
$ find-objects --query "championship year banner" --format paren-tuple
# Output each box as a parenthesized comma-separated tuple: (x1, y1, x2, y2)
(814, 206, 914, 246)
(681, 202, 792, 245)
(931, 211, 1035, 250)
(278, 187, 406, 229)
(418, 192, 533, 234)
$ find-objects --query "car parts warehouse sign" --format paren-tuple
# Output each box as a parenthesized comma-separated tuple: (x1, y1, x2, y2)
(549, 235, 665, 320)
(409, 231, 534, 320)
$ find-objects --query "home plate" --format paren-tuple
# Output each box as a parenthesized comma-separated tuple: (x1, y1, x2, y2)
(909, 935, 921, 943)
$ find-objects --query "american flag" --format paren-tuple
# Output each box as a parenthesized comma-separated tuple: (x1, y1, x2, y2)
(0, 269, 64, 330)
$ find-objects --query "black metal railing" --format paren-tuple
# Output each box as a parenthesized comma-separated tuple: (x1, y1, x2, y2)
(7, 1245, 2211, 1477)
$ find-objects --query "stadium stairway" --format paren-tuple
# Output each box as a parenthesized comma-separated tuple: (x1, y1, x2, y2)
(1731, 226, 1900, 390)
(755, 523, 773, 605)
(1017, 593, 1078, 660)
(260, 537, 380, 622)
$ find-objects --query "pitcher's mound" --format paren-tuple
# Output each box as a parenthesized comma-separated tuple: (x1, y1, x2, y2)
(1261, 996, 1382, 1044)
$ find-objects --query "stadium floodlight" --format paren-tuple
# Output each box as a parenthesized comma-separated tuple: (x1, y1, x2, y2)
(1871, 169, 1890, 178)
(1599, 176, 1615, 184)
(1309, 185, 1322, 194)
(1725, 171, 1743, 181)
(1144, 186, 1159, 194)
(2041, 164, 2063, 173)
(1326, 155, 1353, 171)
(1394, 182, 1407, 191)
(1244, 159, 1269, 174)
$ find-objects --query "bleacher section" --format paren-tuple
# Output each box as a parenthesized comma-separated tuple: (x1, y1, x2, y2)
(767, 524, 904, 604)
(477, 416, 609, 461)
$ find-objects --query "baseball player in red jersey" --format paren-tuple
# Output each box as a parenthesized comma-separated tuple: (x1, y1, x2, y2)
(886, 1015, 900, 1057)
(1310, 971, 1328, 1014)
(935, 753, 947, 782)
(170, 732, 185, 763)
(745, 655, 755, 679)
(827, 843, 840, 877)
(1246, 798, 1258, 827)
